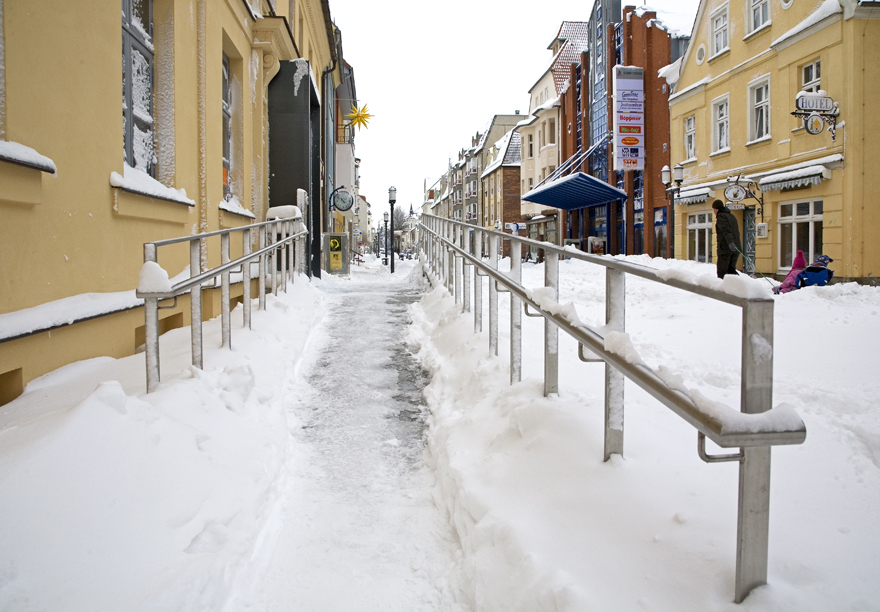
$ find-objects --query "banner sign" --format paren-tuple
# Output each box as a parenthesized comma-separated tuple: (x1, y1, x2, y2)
(613, 66, 645, 171)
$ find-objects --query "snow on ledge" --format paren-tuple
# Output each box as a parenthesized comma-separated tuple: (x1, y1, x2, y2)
(110, 163, 195, 206)
(772, 0, 841, 47)
(0, 269, 192, 341)
(218, 196, 256, 218)
(0, 140, 57, 173)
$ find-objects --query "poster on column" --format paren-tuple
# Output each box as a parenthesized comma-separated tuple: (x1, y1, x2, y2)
(613, 65, 645, 171)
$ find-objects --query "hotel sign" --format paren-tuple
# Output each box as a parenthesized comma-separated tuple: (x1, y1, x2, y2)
(613, 66, 645, 171)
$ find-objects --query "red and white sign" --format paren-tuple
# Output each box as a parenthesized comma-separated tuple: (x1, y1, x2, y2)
(613, 65, 645, 172)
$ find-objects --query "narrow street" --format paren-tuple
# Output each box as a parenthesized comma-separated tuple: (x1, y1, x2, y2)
(227, 267, 468, 611)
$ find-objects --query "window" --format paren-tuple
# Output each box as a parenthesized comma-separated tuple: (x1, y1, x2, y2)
(779, 200, 823, 268)
(712, 96, 729, 152)
(711, 6, 729, 56)
(802, 60, 821, 93)
(222, 53, 232, 200)
(749, 78, 770, 141)
(751, 0, 770, 32)
(688, 213, 713, 263)
(684, 116, 696, 159)
(548, 119, 556, 144)
(528, 177, 534, 190)
(122, 0, 155, 175)
(528, 134, 534, 158)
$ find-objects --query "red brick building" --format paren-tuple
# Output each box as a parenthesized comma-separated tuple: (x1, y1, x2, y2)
(559, 6, 683, 257)
(481, 130, 524, 258)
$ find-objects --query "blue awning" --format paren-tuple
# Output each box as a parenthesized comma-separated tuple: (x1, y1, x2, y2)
(521, 172, 627, 210)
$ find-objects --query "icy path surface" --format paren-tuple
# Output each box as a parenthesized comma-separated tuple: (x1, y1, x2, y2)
(228, 268, 467, 611)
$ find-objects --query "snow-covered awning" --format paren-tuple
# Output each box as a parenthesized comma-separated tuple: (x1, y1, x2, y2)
(759, 165, 831, 192)
(676, 186, 714, 205)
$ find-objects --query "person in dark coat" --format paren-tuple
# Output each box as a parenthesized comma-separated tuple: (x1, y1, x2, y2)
(712, 200, 742, 278)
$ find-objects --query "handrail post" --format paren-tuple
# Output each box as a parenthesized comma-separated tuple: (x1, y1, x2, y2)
(735, 300, 775, 602)
(604, 268, 626, 459)
(288, 221, 295, 284)
(242, 228, 252, 330)
(221, 232, 231, 348)
(190, 238, 203, 368)
(488, 232, 499, 356)
(454, 225, 462, 306)
(258, 225, 267, 311)
(279, 220, 287, 293)
(473, 228, 483, 332)
(272, 221, 279, 297)
(510, 235, 522, 384)
(447, 221, 454, 293)
(463, 226, 471, 313)
(144, 243, 160, 392)
(544, 251, 559, 395)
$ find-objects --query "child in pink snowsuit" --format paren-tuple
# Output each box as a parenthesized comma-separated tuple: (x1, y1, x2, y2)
(773, 250, 807, 294)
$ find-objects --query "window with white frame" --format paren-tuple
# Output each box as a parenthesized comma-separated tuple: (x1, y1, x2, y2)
(122, 0, 155, 175)
(684, 115, 696, 159)
(712, 96, 729, 152)
(687, 213, 713, 263)
(528, 134, 534, 158)
(749, 77, 770, 141)
(750, 0, 770, 32)
(548, 118, 556, 144)
(779, 200, 823, 268)
(802, 60, 821, 93)
(711, 5, 729, 56)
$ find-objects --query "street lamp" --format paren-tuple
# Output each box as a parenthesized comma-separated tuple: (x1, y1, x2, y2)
(661, 163, 684, 259)
(389, 186, 397, 274)
(383, 211, 389, 266)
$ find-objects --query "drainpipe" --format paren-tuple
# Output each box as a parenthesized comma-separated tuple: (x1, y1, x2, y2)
(197, 0, 208, 270)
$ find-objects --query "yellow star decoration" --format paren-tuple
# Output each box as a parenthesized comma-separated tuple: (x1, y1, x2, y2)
(346, 104, 373, 131)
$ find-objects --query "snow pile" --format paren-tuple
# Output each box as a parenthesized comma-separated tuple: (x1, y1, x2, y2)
(110, 162, 194, 205)
(218, 195, 256, 218)
(658, 56, 683, 86)
(137, 261, 173, 294)
(0, 282, 323, 610)
(0, 139, 56, 173)
(409, 253, 880, 610)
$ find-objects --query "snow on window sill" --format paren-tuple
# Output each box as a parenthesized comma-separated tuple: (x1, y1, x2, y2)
(681, 157, 698, 165)
(110, 163, 195, 206)
(708, 48, 730, 63)
(746, 135, 773, 147)
(710, 147, 731, 157)
(219, 196, 256, 219)
(743, 21, 772, 42)
(0, 140, 57, 174)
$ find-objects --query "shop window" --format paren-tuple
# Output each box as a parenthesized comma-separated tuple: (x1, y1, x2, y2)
(687, 212, 714, 263)
(122, 0, 155, 175)
(779, 200, 823, 268)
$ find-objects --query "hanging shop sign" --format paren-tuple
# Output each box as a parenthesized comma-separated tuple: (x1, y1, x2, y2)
(791, 91, 840, 140)
(613, 65, 645, 171)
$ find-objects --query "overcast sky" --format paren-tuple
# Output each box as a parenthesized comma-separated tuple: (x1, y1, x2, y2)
(326, 0, 700, 227)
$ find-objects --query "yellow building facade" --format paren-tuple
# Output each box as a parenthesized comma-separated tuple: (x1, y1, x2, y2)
(0, 0, 339, 405)
(667, 0, 880, 282)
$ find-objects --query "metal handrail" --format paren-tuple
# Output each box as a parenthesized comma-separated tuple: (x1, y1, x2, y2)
(418, 213, 805, 604)
(138, 209, 309, 393)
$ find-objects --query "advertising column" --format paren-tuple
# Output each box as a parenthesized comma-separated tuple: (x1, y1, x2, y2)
(613, 66, 645, 171)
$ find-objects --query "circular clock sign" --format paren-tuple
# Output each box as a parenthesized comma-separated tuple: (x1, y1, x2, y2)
(724, 183, 748, 202)
(333, 189, 355, 212)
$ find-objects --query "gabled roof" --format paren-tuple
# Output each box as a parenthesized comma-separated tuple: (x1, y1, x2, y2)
(482, 130, 522, 178)
(549, 21, 590, 94)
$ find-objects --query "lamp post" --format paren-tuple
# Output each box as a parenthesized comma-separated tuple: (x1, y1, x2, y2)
(661, 163, 684, 259)
(389, 186, 397, 274)
(383, 212, 389, 266)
